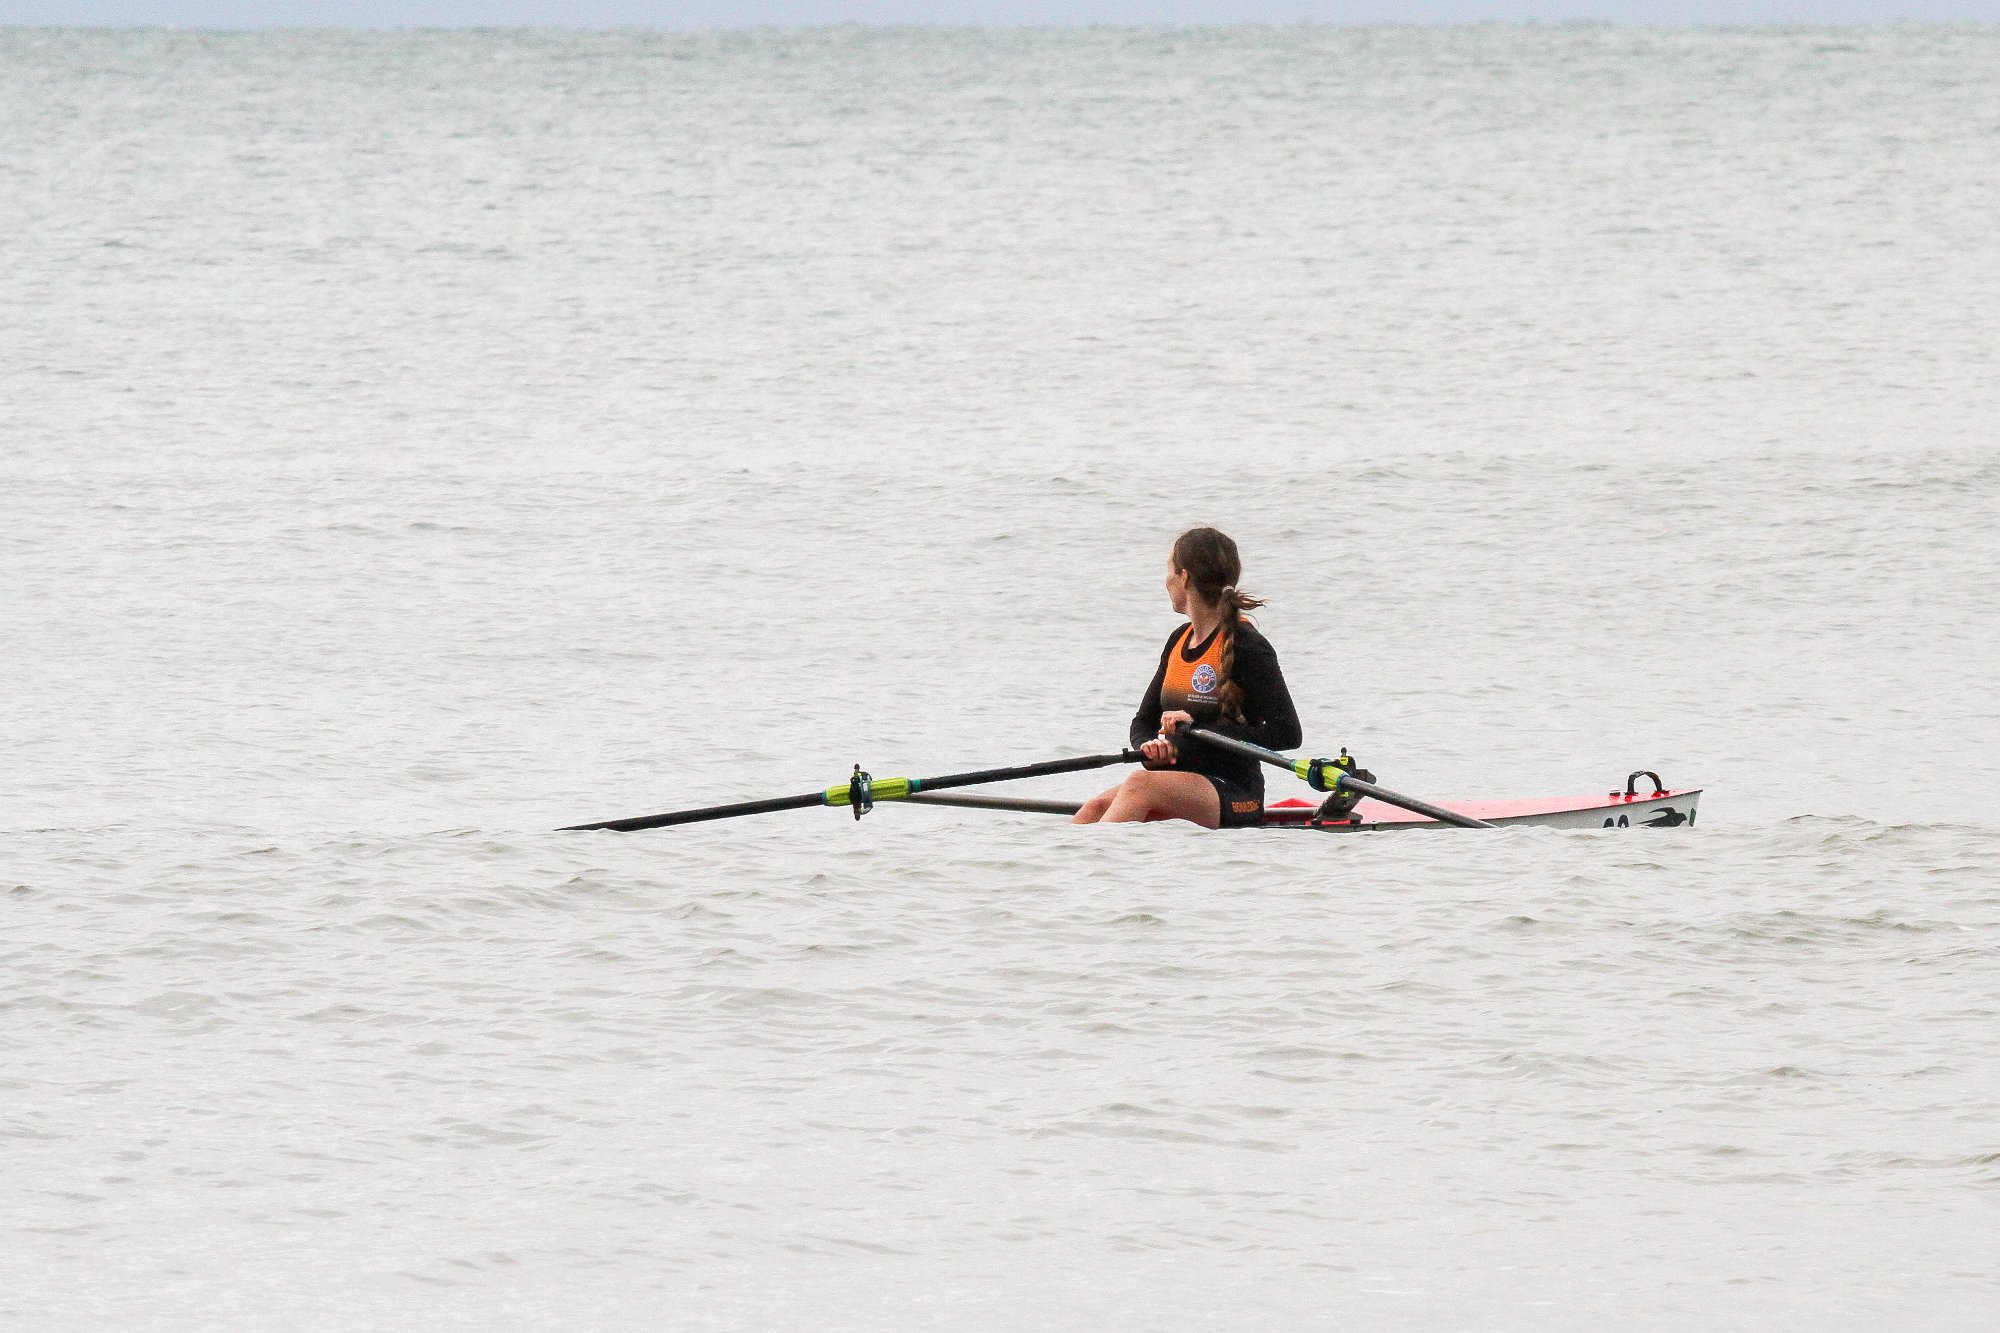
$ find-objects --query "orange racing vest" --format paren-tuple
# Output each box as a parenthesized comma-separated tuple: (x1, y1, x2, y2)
(1160, 623, 1230, 728)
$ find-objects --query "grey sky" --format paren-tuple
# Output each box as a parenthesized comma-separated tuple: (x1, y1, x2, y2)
(7, 0, 1998, 24)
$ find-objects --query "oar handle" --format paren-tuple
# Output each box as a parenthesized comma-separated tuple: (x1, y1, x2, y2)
(1181, 727, 1496, 830)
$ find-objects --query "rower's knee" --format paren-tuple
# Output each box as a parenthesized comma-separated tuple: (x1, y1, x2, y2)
(1103, 772, 1169, 822)
(1072, 792, 1113, 824)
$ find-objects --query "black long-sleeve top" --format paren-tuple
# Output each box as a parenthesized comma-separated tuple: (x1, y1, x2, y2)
(1129, 620, 1302, 800)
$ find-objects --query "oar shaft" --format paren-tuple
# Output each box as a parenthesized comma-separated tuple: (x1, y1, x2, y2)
(561, 750, 1139, 833)
(560, 790, 825, 832)
(1323, 774, 1495, 831)
(903, 792, 1083, 816)
(912, 751, 1142, 793)
(1183, 727, 1496, 830)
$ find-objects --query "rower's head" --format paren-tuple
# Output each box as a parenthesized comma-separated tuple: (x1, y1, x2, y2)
(1169, 527, 1266, 723)
(1168, 526, 1252, 616)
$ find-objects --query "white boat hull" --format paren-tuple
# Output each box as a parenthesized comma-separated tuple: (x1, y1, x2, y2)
(1265, 788, 1703, 831)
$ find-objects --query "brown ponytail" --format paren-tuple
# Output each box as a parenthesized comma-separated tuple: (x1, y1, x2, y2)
(1170, 528, 1266, 725)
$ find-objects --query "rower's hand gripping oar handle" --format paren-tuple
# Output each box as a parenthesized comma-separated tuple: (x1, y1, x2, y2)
(1180, 726, 1497, 830)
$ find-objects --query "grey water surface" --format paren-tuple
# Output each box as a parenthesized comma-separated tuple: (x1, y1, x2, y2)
(5, 24, 1999, 1331)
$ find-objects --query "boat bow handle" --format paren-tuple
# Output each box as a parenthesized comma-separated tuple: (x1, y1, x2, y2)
(1617, 771, 1668, 798)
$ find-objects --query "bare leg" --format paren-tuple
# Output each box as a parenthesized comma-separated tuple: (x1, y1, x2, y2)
(1071, 785, 1122, 825)
(1098, 770, 1222, 828)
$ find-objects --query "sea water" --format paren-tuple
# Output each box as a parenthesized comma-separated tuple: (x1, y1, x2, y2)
(4, 24, 1998, 1329)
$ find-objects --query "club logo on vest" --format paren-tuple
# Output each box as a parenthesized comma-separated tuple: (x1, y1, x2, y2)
(1191, 664, 1218, 694)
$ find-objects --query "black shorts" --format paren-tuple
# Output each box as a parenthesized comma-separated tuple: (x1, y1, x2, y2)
(1206, 776, 1265, 829)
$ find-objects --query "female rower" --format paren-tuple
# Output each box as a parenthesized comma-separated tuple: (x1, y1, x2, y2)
(1073, 527, 1302, 828)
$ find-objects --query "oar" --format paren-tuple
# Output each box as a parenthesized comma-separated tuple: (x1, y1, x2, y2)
(560, 750, 1140, 832)
(904, 792, 1082, 816)
(1182, 727, 1496, 829)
